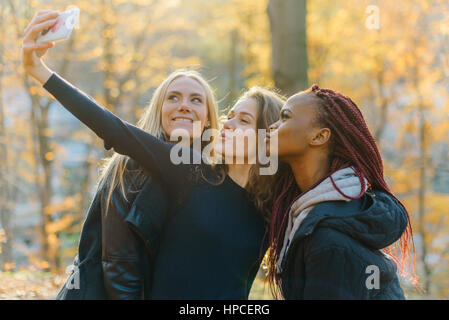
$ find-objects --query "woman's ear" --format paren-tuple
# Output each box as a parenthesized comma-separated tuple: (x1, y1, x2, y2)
(310, 127, 331, 146)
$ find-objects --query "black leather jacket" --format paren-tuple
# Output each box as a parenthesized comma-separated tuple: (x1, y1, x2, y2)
(56, 160, 168, 300)
(100, 160, 169, 299)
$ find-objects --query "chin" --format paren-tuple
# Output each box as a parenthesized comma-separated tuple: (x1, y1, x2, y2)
(213, 144, 223, 156)
(278, 150, 300, 162)
(173, 124, 194, 132)
(169, 127, 194, 137)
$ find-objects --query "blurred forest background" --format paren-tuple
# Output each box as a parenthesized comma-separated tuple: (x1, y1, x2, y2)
(1, 0, 449, 299)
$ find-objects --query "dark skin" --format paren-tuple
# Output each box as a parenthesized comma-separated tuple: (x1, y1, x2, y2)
(268, 92, 332, 193)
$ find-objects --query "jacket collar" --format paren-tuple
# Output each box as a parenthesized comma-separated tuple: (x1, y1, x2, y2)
(280, 190, 408, 271)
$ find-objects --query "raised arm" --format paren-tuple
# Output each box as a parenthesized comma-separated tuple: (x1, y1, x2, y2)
(42, 72, 189, 186)
(20, 10, 193, 188)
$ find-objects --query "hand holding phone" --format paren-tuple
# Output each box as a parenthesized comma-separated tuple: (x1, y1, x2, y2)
(36, 6, 79, 43)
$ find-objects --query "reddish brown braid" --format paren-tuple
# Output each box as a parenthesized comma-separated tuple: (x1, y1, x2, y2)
(266, 84, 417, 299)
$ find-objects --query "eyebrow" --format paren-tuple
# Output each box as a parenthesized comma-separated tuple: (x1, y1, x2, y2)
(229, 110, 256, 120)
(167, 90, 205, 98)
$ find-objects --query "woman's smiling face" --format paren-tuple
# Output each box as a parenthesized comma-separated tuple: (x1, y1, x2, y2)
(161, 76, 209, 139)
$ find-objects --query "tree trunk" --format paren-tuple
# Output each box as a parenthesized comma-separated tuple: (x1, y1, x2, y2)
(0, 2, 15, 269)
(267, 0, 309, 95)
(412, 51, 431, 295)
(418, 95, 431, 295)
(228, 29, 239, 106)
(373, 60, 389, 144)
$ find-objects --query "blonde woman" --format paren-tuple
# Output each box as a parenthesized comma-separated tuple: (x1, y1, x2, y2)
(22, 10, 291, 299)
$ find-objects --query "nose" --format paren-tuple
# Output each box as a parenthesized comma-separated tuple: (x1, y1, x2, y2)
(268, 121, 279, 132)
(178, 100, 192, 113)
(223, 118, 234, 130)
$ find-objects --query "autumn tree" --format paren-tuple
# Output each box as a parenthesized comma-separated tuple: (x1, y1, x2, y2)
(0, 1, 16, 271)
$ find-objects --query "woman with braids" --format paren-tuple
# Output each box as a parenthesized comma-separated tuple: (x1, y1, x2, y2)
(265, 85, 416, 299)
(21, 10, 290, 299)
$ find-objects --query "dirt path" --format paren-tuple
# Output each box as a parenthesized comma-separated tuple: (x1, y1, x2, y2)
(0, 271, 66, 300)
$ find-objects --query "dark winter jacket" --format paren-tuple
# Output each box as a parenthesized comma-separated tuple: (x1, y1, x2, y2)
(279, 190, 408, 300)
(56, 167, 168, 300)
(100, 165, 168, 299)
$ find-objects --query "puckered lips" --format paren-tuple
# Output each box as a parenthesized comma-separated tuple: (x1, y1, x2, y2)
(220, 129, 236, 141)
(265, 130, 271, 142)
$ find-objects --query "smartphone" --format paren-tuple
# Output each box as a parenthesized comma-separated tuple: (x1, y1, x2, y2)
(36, 7, 80, 43)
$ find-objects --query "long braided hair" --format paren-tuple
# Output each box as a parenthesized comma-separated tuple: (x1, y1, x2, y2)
(266, 84, 417, 298)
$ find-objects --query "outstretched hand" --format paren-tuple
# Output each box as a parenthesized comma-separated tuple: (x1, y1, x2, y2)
(21, 10, 60, 84)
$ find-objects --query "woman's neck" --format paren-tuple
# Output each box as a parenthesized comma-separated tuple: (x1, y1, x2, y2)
(227, 164, 253, 188)
(288, 151, 330, 193)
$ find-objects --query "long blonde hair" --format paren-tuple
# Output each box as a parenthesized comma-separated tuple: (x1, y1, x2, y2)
(97, 69, 219, 213)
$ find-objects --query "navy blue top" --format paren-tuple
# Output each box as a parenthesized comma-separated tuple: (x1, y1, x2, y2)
(43, 73, 266, 299)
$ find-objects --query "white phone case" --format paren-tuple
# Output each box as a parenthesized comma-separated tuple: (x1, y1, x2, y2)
(36, 7, 80, 43)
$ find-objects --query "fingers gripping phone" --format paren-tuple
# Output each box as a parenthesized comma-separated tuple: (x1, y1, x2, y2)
(36, 6, 80, 43)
